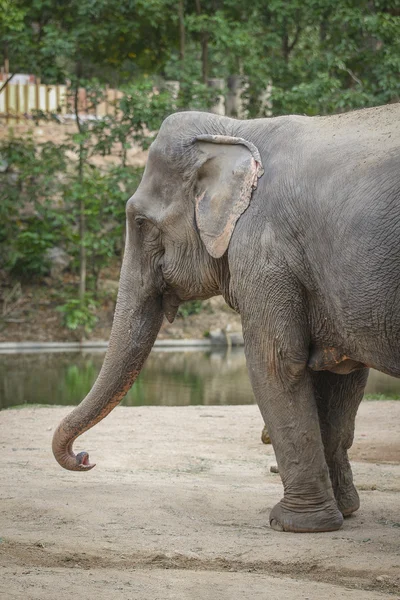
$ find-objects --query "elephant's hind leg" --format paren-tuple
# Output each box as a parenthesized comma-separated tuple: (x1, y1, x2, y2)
(312, 369, 369, 517)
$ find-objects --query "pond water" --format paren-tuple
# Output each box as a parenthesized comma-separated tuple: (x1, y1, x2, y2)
(1, 348, 400, 410)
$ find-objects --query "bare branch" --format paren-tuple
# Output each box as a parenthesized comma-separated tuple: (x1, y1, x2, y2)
(343, 67, 362, 86)
(288, 25, 302, 53)
(0, 73, 15, 95)
(178, 0, 185, 61)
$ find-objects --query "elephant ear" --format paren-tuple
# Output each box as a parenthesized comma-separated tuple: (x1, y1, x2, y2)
(194, 134, 264, 259)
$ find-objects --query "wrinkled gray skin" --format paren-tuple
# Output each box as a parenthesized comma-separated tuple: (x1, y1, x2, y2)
(53, 104, 400, 533)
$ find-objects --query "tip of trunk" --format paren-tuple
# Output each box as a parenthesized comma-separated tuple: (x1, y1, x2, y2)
(52, 424, 96, 472)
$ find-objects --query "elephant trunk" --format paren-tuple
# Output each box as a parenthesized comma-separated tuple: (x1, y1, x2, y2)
(52, 225, 164, 471)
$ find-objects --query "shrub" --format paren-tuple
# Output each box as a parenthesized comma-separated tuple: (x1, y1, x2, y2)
(56, 295, 98, 333)
(177, 300, 204, 318)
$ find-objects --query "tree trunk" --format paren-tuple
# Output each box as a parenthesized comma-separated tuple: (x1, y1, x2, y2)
(178, 0, 185, 61)
(73, 69, 86, 307)
(201, 32, 209, 83)
(195, 0, 209, 83)
(78, 190, 86, 304)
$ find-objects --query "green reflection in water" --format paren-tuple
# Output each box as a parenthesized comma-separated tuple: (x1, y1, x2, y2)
(0, 349, 253, 410)
(1, 349, 400, 410)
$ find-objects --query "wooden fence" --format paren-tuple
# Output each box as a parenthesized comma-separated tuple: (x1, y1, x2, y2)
(0, 76, 272, 122)
(0, 80, 123, 123)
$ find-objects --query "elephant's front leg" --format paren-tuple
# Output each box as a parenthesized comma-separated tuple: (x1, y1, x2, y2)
(241, 282, 343, 532)
(245, 335, 343, 532)
(312, 369, 369, 517)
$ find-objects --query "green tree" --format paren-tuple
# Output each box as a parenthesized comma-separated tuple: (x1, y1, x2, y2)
(1, 0, 399, 338)
(0, 78, 175, 333)
(2, 0, 179, 85)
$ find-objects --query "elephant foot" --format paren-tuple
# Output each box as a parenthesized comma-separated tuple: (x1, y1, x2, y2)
(334, 483, 360, 517)
(328, 462, 360, 517)
(269, 500, 344, 533)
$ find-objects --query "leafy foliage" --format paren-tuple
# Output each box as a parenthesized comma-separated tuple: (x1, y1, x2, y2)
(56, 294, 98, 332)
(92, 78, 176, 162)
(1, 0, 399, 335)
(0, 134, 67, 277)
(2, 0, 179, 84)
(4, 0, 399, 113)
(0, 131, 144, 282)
(0, 74, 179, 332)
(177, 300, 204, 319)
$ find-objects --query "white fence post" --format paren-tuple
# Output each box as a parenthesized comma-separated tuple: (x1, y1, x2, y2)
(208, 78, 225, 115)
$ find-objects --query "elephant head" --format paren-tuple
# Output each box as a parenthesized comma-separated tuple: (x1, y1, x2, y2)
(52, 111, 263, 471)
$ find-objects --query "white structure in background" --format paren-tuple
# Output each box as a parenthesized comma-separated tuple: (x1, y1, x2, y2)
(207, 78, 225, 116)
(0, 79, 67, 119)
(0, 73, 36, 85)
(164, 80, 180, 101)
(259, 81, 273, 117)
(226, 75, 248, 119)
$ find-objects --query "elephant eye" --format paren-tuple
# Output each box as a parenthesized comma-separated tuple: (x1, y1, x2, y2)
(135, 216, 146, 228)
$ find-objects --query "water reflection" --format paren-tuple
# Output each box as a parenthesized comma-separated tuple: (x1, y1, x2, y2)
(0, 349, 399, 410)
(0, 348, 254, 410)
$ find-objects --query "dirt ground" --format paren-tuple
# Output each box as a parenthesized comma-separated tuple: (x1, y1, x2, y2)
(0, 402, 399, 600)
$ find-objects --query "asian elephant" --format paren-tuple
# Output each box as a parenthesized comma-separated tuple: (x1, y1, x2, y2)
(53, 103, 400, 533)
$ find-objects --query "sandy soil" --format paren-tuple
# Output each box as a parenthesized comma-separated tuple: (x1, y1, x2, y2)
(0, 402, 399, 599)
